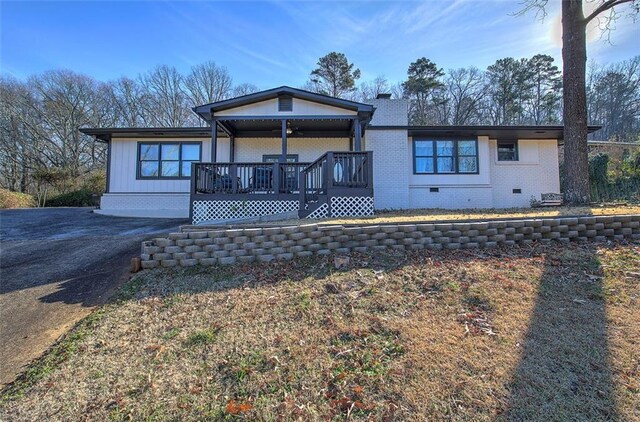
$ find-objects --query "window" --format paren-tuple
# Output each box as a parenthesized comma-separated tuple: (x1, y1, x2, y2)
(278, 96, 293, 112)
(497, 140, 518, 161)
(413, 139, 478, 174)
(262, 154, 299, 163)
(138, 142, 201, 179)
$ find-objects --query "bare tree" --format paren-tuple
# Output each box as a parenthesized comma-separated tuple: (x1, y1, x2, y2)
(138, 65, 192, 127)
(183, 61, 233, 106)
(108, 77, 146, 127)
(357, 75, 391, 100)
(232, 83, 259, 97)
(587, 56, 640, 141)
(445, 67, 488, 125)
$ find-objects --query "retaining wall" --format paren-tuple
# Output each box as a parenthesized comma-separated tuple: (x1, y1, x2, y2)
(140, 214, 640, 269)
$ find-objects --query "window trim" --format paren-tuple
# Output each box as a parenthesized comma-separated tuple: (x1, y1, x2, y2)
(497, 140, 519, 162)
(136, 141, 202, 180)
(262, 154, 299, 163)
(413, 138, 479, 175)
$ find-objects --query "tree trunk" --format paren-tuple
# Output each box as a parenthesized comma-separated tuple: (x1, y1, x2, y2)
(562, 0, 590, 204)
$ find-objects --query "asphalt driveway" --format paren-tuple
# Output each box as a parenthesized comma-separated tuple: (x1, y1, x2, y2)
(0, 208, 185, 386)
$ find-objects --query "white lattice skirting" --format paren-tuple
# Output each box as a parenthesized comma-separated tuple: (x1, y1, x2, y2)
(331, 196, 375, 217)
(192, 200, 299, 224)
(305, 203, 329, 219)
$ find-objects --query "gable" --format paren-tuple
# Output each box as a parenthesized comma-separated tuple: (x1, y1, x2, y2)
(192, 86, 374, 122)
(215, 97, 359, 117)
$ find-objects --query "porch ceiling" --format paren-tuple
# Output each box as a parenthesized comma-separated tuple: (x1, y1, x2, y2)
(222, 118, 353, 138)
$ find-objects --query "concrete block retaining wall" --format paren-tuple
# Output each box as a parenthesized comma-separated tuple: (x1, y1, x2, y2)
(140, 214, 640, 269)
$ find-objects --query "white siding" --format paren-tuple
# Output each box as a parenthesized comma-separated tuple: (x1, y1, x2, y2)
(215, 98, 357, 117)
(234, 137, 349, 163)
(109, 137, 218, 193)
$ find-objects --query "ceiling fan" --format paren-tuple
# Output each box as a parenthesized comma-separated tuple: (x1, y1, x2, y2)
(271, 121, 304, 136)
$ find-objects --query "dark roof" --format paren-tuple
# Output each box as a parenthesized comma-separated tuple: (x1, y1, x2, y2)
(193, 86, 375, 122)
(80, 127, 217, 142)
(368, 125, 603, 140)
(81, 124, 604, 142)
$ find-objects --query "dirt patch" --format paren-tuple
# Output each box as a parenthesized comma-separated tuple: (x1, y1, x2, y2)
(1, 241, 638, 421)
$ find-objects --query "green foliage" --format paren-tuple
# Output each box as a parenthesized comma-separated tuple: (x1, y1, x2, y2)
(185, 328, 218, 346)
(0, 188, 35, 209)
(45, 189, 99, 207)
(81, 170, 106, 193)
(486, 57, 533, 125)
(589, 151, 640, 202)
(40, 169, 105, 207)
(402, 57, 444, 97)
(310, 52, 361, 98)
(403, 57, 445, 125)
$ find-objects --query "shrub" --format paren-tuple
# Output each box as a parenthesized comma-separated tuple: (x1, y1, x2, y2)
(46, 189, 100, 207)
(589, 151, 640, 203)
(0, 188, 36, 209)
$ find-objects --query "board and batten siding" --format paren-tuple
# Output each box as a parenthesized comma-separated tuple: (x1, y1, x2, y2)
(108, 136, 349, 193)
(109, 137, 213, 193)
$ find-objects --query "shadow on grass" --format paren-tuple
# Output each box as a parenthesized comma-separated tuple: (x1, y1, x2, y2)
(501, 243, 618, 420)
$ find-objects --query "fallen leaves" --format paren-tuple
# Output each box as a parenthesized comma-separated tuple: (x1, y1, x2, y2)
(225, 399, 253, 415)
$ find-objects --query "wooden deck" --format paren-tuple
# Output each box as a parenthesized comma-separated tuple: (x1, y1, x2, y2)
(189, 151, 373, 219)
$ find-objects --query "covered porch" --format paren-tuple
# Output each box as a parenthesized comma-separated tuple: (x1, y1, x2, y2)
(189, 116, 373, 223)
(188, 86, 377, 224)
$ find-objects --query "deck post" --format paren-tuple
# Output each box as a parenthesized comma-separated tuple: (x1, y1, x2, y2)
(272, 162, 280, 195)
(230, 163, 238, 193)
(189, 163, 197, 222)
(211, 121, 217, 162)
(229, 135, 235, 162)
(354, 119, 362, 152)
(280, 119, 287, 163)
(366, 151, 374, 190)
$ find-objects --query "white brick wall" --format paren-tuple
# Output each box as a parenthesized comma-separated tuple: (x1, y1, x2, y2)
(98, 193, 190, 218)
(365, 98, 410, 209)
(490, 139, 560, 208)
(367, 99, 409, 126)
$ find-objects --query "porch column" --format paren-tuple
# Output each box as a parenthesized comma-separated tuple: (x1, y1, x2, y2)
(229, 135, 235, 162)
(211, 121, 217, 162)
(280, 119, 287, 162)
(354, 119, 362, 151)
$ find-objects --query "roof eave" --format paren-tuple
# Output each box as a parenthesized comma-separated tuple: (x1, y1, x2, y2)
(193, 86, 374, 122)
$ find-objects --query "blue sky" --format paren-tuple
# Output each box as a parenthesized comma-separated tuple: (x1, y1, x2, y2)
(1, 0, 638, 88)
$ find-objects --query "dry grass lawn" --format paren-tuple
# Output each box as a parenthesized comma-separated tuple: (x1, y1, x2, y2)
(274, 204, 640, 226)
(1, 242, 639, 421)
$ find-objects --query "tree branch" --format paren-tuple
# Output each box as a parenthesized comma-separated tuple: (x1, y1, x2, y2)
(584, 0, 635, 24)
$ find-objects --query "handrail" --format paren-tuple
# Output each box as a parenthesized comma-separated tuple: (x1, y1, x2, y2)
(193, 162, 310, 196)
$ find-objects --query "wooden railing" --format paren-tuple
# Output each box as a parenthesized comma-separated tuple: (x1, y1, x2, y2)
(299, 151, 373, 214)
(192, 162, 310, 197)
(190, 151, 373, 219)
